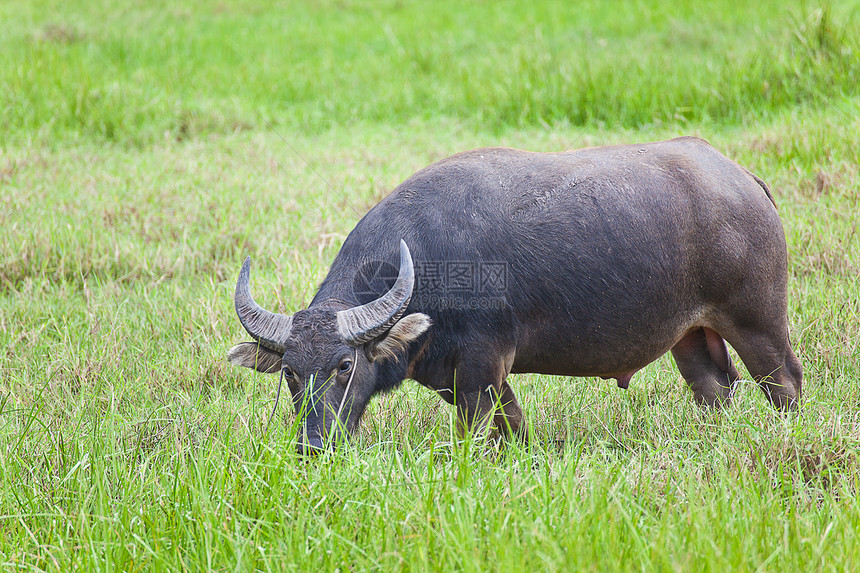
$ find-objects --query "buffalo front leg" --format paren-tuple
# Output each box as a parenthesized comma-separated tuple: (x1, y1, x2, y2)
(494, 379, 528, 442)
(455, 385, 499, 440)
(453, 353, 526, 441)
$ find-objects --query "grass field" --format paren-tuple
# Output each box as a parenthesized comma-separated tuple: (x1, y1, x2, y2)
(2, 0, 860, 570)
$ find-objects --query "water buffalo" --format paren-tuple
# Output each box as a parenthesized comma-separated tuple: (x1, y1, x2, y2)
(227, 136, 802, 453)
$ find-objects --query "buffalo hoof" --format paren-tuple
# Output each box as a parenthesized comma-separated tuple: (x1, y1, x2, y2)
(297, 435, 327, 456)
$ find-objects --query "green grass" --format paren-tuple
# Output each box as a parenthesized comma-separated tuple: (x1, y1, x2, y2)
(2, 0, 860, 570)
(3, 0, 860, 144)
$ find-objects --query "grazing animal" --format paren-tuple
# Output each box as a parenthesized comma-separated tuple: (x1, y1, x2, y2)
(228, 137, 802, 453)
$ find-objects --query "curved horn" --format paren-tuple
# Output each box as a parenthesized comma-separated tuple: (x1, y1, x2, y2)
(234, 257, 293, 354)
(337, 240, 415, 345)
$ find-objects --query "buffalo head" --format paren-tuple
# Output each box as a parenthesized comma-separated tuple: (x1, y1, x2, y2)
(227, 240, 431, 454)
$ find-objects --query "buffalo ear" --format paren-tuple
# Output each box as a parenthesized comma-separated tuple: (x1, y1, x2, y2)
(227, 342, 283, 374)
(365, 313, 431, 363)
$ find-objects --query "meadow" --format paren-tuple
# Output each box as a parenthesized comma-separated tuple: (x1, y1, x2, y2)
(1, 0, 859, 570)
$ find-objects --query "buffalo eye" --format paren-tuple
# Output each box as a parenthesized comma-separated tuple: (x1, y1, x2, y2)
(282, 366, 295, 380)
(338, 360, 353, 374)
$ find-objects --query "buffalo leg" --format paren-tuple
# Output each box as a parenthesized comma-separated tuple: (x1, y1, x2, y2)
(494, 379, 528, 442)
(671, 327, 740, 407)
(723, 325, 803, 411)
(454, 383, 499, 440)
(453, 353, 525, 440)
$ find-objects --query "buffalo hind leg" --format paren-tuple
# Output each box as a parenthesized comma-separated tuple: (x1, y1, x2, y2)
(723, 325, 803, 411)
(671, 327, 740, 407)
